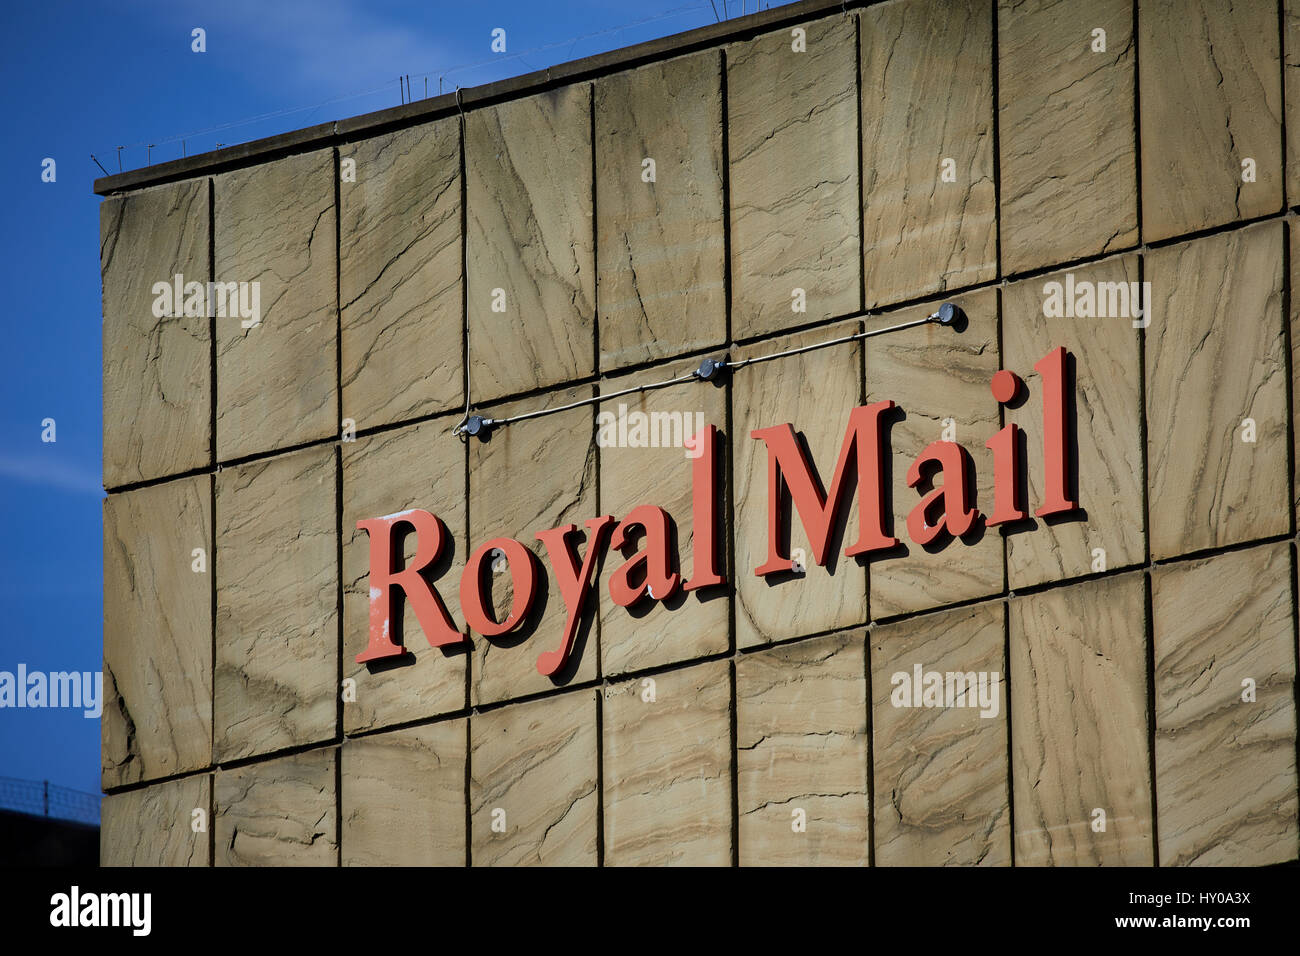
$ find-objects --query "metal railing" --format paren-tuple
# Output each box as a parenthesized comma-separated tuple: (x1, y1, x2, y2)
(0, 776, 101, 826)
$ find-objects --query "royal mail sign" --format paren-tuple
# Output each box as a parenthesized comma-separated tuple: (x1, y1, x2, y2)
(356, 346, 1077, 677)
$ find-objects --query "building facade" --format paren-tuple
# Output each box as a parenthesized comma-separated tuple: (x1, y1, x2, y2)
(97, 0, 1300, 866)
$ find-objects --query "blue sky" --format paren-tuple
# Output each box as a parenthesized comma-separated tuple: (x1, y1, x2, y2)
(0, 0, 781, 804)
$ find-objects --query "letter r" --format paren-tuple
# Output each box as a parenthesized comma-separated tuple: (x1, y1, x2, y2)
(356, 510, 464, 663)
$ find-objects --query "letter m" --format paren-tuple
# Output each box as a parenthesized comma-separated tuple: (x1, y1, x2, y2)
(209, 281, 240, 317)
(750, 400, 897, 575)
(1096, 281, 1129, 319)
(101, 894, 130, 926)
(945, 671, 976, 707)
(50, 672, 78, 708)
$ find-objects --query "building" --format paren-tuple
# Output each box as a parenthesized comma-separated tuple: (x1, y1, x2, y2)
(95, 0, 1300, 866)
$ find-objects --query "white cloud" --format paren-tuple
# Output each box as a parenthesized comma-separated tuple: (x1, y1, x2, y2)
(157, 0, 456, 96)
(0, 456, 103, 497)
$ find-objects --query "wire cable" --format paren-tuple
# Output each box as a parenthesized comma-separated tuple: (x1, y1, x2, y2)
(453, 305, 957, 438)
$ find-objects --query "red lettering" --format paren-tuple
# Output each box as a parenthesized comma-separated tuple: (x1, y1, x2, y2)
(355, 510, 463, 664)
(1035, 345, 1078, 516)
(906, 440, 978, 545)
(684, 424, 725, 590)
(460, 537, 540, 638)
(534, 517, 615, 677)
(608, 505, 680, 607)
(750, 400, 897, 575)
(984, 423, 1026, 526)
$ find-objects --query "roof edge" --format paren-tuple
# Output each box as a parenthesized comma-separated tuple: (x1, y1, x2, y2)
(94, 0, 862, 196)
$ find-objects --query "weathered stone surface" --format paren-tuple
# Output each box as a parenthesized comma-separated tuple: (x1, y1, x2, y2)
(736, 632, 868, 866)
(215, 446, 337, 761)
(215, 749, 337, 866)
(466, 86, 594, 400)
(101, 775, 210, 867)
(603, 659, 732, 865)
(342, 417, 466, 733)
(214, 149, 337, 461)
(999, 0, 1137, 273)
(596, 52, 725, 370)
(103, 476, 212, 789)
(865, 289, 1002, 618)
(728, 14, 860, 337)
(1291, 218, 1300, 529)
(872, 603, 1009, 866)
(101, 180, 210, 487)
(470, 690, 598, 866)
(733, 320, 866, 647)
(1011, 574, 1153, 865)
(340, 119, 462, 431)
(598, 364, 729, 676)
(1139, 0, 1282, 242)
(469, 387, 598, 705)
(342, 721, 467, 866)
(1146, 223, 1288, 560)
(1287, 0, 1300, 205)
(861, 0, 996, 305)
(1152, 543, 1298, 866)
(1003, 255, 1144, 587)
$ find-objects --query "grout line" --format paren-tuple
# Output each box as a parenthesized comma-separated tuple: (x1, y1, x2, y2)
(206, 173, 217, 871)
(863, 627, 875, 867)
(719, 45, 741, 874)
(994, 284, 1008, 589)
(1290, 541, 1300, 865)
(1280, 0, 1289, 213)
(721, 47, 733, 350)
(332, 150, 345, 861)
(334, 742, 342, 867)
(1132, 0, 1143, 245)
(207, 468, 216, 867)
(464, 712, 473, 868)
(991, 0, 1004, 284)
(1144, 568, 1159, 867)
(334, 145, 342, 443)
(855, 5, 872, 631)
(1002, 595, 1014, 866)
(457, 85, 475, 833)
(207, 176, 217, 474)
(590, 82, 600, 380)
(1282, 214, 1296, 543)
(728, 659, 740, 867)
(595, 686, 606, 867)
(208, 770, 215, 867)
(590, 134, 606, 866)
(1136, 227, 1157, 867)
(993, 264, 1014, 867)
(854, 9, 866, 315)
(333, 448, 344, 766)
(459, 99, 475, 869)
